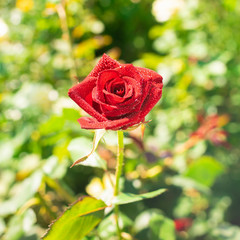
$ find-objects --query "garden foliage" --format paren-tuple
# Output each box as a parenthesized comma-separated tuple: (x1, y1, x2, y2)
(0, 0, 240, 239)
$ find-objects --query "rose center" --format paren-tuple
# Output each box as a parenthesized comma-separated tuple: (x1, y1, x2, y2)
(113, 86, 125, 97)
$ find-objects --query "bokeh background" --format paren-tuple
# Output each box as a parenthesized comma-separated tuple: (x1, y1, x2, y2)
(1, 0, 240, 239)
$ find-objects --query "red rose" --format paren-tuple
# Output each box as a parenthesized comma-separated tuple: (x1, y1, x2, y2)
(68, 54, 163, 130)
(174, 218, 193, 232)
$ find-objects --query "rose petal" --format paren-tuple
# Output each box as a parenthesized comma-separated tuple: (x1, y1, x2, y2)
(78, 112, 140, 130)
(103, 65, 144, 102)
(68, 77, 107, 122)
(121, 76, 142, 102)
(105, 66, 163, 123)
(136, 66, 163, 85)
(98, 70, 120, 91)
(138, 82, 163, 121)
(105, 78, 125, 92)
(104, 75, 141, 105)
(92, 87, 118, 111)
(103, 89, 127, 104)
(95, 70, 121, 104)
(117, 64, 143, 84)
(134, 66, 163, 121)
(125, 84, 133, 97)
(105, 78, 126, 99)
(103, 78, 133, 104)
(93, 67, 143, 117)
(102, 75, 145, 117)
(89, 54, 120, 77)
(98, 73, 144, 118)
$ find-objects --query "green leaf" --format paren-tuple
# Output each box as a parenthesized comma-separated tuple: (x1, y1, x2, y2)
(98, 212, 133, 239)
(4, 209, 36, 240)
(0, 218, 6, 236)
(46, 0, 61, 4)
(170, 176, 210, 194)
(0, 142, 14, 165)
(68, 129, 106, 169)
(185, 156, 224, 187)
(0, 171, 43, 216)
(42, 197, 107, 240)
(40, 115, 65, 135)
(134, 209, 163, 232)
(223, 0, 237, 11)
(212, 223, 240, 240)
(113, 189, 166, 205)
(43, 156, 68, 179)
(150, 214, 176, 240)
(62, 108, 81, 122)
(134, 210, 176, 240)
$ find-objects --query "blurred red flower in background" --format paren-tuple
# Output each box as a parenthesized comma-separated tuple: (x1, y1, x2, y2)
(174, 218, 193, 232)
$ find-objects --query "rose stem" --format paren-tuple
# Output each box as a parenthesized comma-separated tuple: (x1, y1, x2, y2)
(114, 130, 124, 239)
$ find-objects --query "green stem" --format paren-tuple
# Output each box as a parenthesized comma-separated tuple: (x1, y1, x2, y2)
(114, 130, 124, 239)
(37, 192, 57, 219)
(57, 0, 79, 78)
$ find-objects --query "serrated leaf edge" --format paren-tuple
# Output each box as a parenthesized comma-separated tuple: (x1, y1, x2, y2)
(41, 196, 107, 239)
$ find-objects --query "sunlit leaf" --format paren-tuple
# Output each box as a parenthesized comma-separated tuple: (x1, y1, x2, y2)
(42, 197, 107, 240)
(170, 176, 211, 194)
(43, 156, 68, 179)
(62, 108, 81, 121)
(0, 218, 6, 236)
(46, 0, 61, 4)
(4, 209, 36, 240)
(212, 223, 240, 240)
(98, 212, 133, 239)
(40, 115, 65, 135)
(223, 0, 237, 11)
(150, 214, 176, 240)
(0, 142, 14, 165)
(113, 189, 166, 205)
(97, 214, 117, 239)
(134, 209, 160, 232)
(185, 156, 224, 187)
(0, 171, 42, 216)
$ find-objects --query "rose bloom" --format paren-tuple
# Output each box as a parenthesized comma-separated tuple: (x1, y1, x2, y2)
(68, 54, 163, 130)
(174, 218, 193, 232)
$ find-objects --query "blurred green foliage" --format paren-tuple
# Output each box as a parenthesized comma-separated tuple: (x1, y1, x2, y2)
(0, 0, 240, 239)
